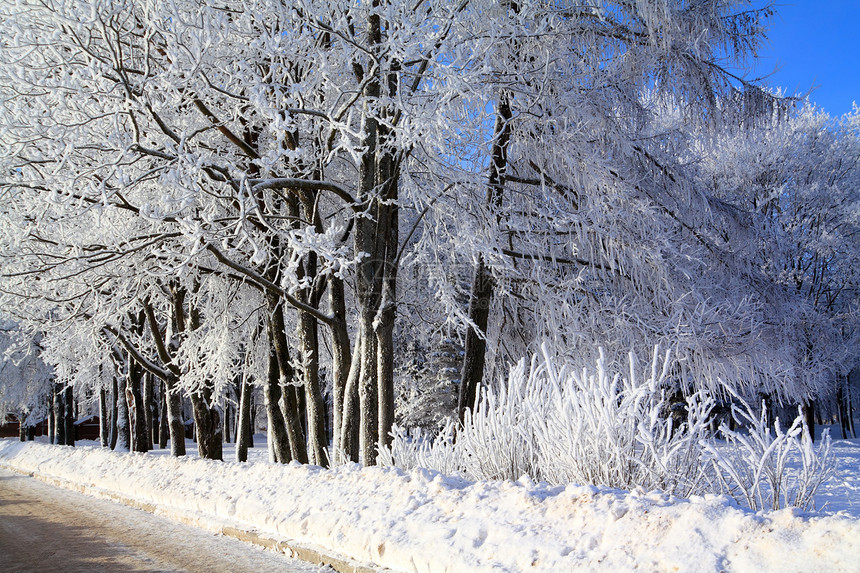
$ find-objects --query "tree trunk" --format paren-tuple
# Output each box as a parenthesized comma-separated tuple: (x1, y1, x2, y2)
(329, 276, 355, 463)
(109, 376, 119, 450)
(339, 335, 362, 464)
(280, 386, 306, 462)
(836, 377, 854, 439)
(187, 291, 220, 460)
(47, 393, 55, 445)
(802, 399, 815, 443)
(848, 381, 857, 438)
(64, 385, 75, 447)
(116, 378, 130, 451)
(144, 372, 155, 450)
(164, 376, 186, 456)
(298, 299, 328, 466)
(458, 260, 494, 422)
(376, 307, 395, 452)
(53, 383, 65, 446)
(264, 315, 292, 463)
(293, 187, 331, 467)
(224, 387, 233, 444)
(127, 354, 149, 453)
(99, 385, 109, 447)
(159, 383, 169, 449)
(458, 93, 512, 422)
(268, 293, 308, 464)
(249, 394, 256, 448)
(190, 390, 222, 461)
(357, 317, 379, 466)
(141, 296, 185, 456)
(375, 159, 398, 454)
(236, 375, 253, 462)
(351, 12, 402, 464)
(186, 300, 222, 459)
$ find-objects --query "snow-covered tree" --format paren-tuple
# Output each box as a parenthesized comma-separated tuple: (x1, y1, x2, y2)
(389, 0, 790, 415)
(5, 0, 846, 468)
(689, 103, 860, 418)
(0, 318, 53, 430)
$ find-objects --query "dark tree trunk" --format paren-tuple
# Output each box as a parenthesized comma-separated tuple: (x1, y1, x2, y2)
(356, 316, 379, 466)
(141, 297, 185, 456)
(294, 187, 332, 467)
(184, 302, 221, 460)
(109, 376, 119, 450)
(264, 344, 291, 463)
(99, 385, 109, 447)
(376, 58, 400, 450)
(116, 378, 130, 451)
(802, 400, 815, 443)
(63, 385, 75, 447)
(264, 297, 296, 464)
(349, 8, 403, 466)
(164, 377, 186, 456)
(249, 394, 256, 448)
(458, 261, 493, 422)
(282, 386, 307, 463)
(836, 377, 855, 439)
(53, 383, 65, 446)
(224, 402, 232, 444)
(268, 292, 308, 464)
(848, 386, 857, 439)
(127, 355, 149, 453)
(298, 301, 327, 466)
(329, 276, 356, 462)
(159, 383, 169, 449)
(458, 93, 512, 422)
(376, 308, 395, 452)
(47, 394, 55, 444)
(236, 376, 253, 462)
(190, 390, 222, 461)
(339, 336, 361, 463)
(144, 372, 155, 450)
(848, 369, 859, 438)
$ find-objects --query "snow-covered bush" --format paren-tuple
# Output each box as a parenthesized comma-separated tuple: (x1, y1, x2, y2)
(381, 345, 713, 495)
(380, 346, 836, 511)
(526, 346, 713, 496)
(377, 422, 462, 476)
(701, 399, 835, 512)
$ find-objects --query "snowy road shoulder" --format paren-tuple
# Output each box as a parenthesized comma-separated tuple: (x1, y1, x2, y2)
(1, 439, 858, 573)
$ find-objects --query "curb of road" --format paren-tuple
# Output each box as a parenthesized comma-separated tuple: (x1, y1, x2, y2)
(0, 461, 387, 573)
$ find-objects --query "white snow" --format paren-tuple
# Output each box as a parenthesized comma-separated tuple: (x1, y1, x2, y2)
(1, 436, 859, 572)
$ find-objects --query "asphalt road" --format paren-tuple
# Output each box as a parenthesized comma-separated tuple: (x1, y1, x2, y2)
(0, 468, 330, 573)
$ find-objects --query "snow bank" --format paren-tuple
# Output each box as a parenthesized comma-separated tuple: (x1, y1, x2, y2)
(1, 439, 858, 572)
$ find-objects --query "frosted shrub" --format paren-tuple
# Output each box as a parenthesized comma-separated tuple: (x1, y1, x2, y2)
(377, 422, 462, 476)
(381, 346, 836, 512)
(526, 345, 711, 495)
(382, 344, 713, 495)
(455, 357, 541, 481)
(701, 398, 835, 512)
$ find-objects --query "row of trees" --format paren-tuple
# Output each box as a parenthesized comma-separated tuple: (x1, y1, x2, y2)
(1, 0, 858, 466)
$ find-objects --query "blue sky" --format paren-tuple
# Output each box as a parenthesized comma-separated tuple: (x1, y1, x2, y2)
(746, 1, 860, 117)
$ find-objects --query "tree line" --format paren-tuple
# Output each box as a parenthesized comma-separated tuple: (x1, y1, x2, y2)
(0, 0, 857, 465)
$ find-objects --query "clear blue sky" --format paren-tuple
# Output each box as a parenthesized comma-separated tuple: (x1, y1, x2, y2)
(747, 1, 860, 117)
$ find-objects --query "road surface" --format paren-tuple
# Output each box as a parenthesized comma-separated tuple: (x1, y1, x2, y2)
(0, 468, 331, 573)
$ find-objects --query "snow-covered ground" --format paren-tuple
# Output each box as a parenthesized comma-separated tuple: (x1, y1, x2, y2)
(0, 465, 329, 573)
(1, 435, 859, 572)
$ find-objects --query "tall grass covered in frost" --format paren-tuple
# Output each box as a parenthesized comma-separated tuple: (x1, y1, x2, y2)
(379, 345, 834, 511)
